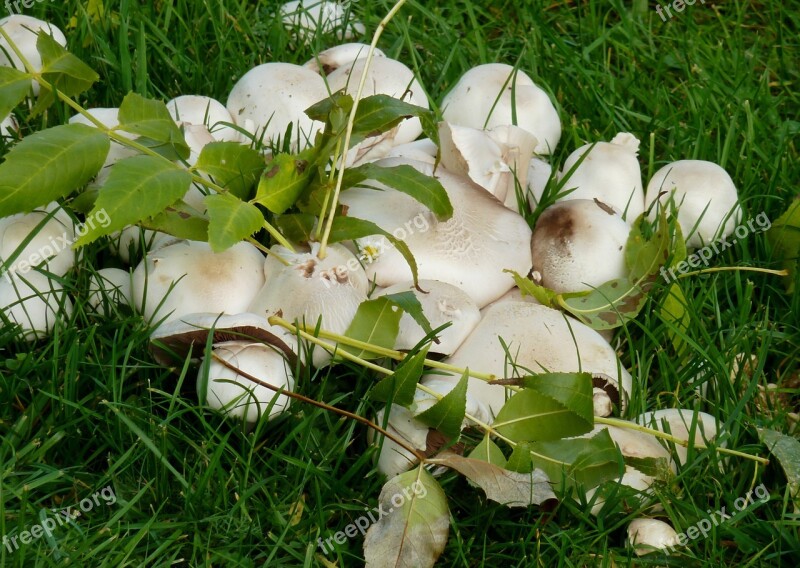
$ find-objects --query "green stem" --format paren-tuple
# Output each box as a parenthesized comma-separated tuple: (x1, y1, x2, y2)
(677, 266, 788, 279)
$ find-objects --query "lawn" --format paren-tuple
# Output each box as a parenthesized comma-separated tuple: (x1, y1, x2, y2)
(1, 0, 799, 566)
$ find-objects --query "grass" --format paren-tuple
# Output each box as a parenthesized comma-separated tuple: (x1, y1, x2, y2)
(1, 0, 799, 566)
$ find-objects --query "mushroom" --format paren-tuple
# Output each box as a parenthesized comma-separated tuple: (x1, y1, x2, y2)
(0, 270, 73, 341)
(109, 226, 180, 265)
(131, 240, 265, 325)
(0, 203, 76, 278)
(280, 0, 365, 44)
(1, 113, 18, 139)
(557, 133, 645, 223)
(303, 42, 384, 75)
(627, 518, 680, 556)
(87, 268, 132, 316)
(644, 160, 742, 248)
(0, 15, 67, 95)
(226, 63, 328, 150)
(384, 138, 438, 165)
(523, 157, 555, 210)
(636, 408, 719, 465)
(373, 279, 481, 356)
(441, 63, 561, 154)
(166, 95, 241, 143)
(531, 199, 630, 294)
(339, 157, 533, 308)
(247, 242, 369, 368)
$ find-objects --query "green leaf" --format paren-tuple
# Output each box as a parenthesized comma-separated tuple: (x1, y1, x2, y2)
(195, 142, 266, 200)
(767, 199, 800, 293)
(506, 442, 534, 474)
(140, 202, 209, 242)
(343, 163, 453, 221)
(75, 155, 192, 246)
(371, 344, 430, 407)
(504, 269, 559, 306)
(382, 290, 435, 339)
(363, 468, 449, 568)
(341, 297, 402, 360)
(0, 67, 32, 119)
(492, 388, 593, 442)
(0, 123, 109, 217)
(117, 92, 189, 160)
(304, 91, 354, 123)
(515, 372, 594, 428)
(275, 213, 316, 244)
(352, 94, 433, 139)
(625, 210, 671, 281)
(205, 193, 263, 252)
(252, 150, 316, 214)
(758, 428, 800, 513)
(557, 276, 653, 330)
(414, 370, 468, 440)
(660, 282, 691, 353)
(36, 31, 98, 94)
(327, 216, 420, 288)
(528, 429, 622, 492)
(468, 435, 507, 468)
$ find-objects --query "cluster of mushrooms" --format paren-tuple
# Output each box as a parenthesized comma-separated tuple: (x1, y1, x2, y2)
(1, 6, 745, 555)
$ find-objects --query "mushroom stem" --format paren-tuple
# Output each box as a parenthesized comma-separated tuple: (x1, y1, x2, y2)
(317, 0, 409, 260)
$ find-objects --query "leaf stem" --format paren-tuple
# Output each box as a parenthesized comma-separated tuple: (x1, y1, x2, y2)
(677, 266, 788, 279)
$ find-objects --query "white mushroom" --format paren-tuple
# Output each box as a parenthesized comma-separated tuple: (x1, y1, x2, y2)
(166, 95, 241, 143)
(374, 404, 430, 478)
(280, 0, 365, 44)
(531, 199, 630, 294)
(226, 63, 328, 150)
(636, 408, 719, 465)
(0, 15, 67, 95)
(523, 156, 554, 210)
(628, 518, 680, 556)
(384, 138, 438, 165)
(339, 157, 532, 308)
(0, 203, 75, 278)
(109, 226, 180, 264)
(303, 42, 384, 75)
(374, 279, 481, 355)
(87, 268, 132, 316)
(557, 133, 644, 223)
(132, 240, 265, 325)
(645, 160, 742, 248)
(441, 63, 561, 154)
(0, 270, 73, 340)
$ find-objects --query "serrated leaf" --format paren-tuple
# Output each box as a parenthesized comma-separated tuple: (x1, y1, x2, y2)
(327, 215, 420, 287)
(493, 388, 593, 442)
(767, 199, 800, 293)
(275, 212, 316, 244)
(468, 435, 507, 467)
(414, 370, 468, 440)
(382, 290, 435, 339)
(195, 142, 266, 200)
(341, 297, 402, 360)
(253, 150, 316, 214)
(0, 123, 109, 216)
(758, 428, 800, 512)
(0, 67, 32, 119)
(506, 442, 534, 473)
(432, 452, 556, 507)
(371, 344, 430, 406)
(75, 155, 192, 245)
(516, 372, 594, 427)
(528, 429, 622, 492)
(117, 92, 189, 160)
(140, 202, 209, 241)
(352, 94, 433, 139)
(363, 468, 449, 568)
(660, 282, 691, 353)
(558, 275, 653, 330)
(343, 163, 453, 221)
(205, 193, 263, 252)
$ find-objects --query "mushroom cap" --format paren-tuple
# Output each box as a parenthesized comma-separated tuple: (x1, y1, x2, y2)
(0, 16, 67, 95)
(441, 63, 561, 154)
(280, 0, 365, 44)
(524, 157, 554, 210)
(327, 57, 429, 145)
(87, 268, 132, 316)
(0, 203, 75, 277)
(109, 226, 180, 264)
(166, 95, 241, 143)
(1, 113, 18, 138)
(531, 199, 630, 294)
(132, 240, 265, 325)
(420, 301, 633, 420)
(645, 159, 742, 248)
(0, 270, 73, 341)
(374, 404, 430, 478)
(373, 279, 481, 355)
(384, 138, 438, 165)
(636, 408, 719, 464)
(201, 340, 295, 423)
(479, 286, 541, 317)
(557, 132, 645, 223)
(303, 42, 384, 75)
(628, 518, 679, 556)
(339, 157, 532, 308)
(226, 63, 328, 150)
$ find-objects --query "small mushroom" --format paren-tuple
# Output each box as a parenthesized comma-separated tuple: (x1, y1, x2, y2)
(87, 268, 132, 316)
(280, 0, 365, 44)
(374, 279, 481, 356)
(303, 42, 384, 75)
(0, 203, 76, 278)
(627, 518, 680, 556)
(645, 160, 742, 248)
(0, 15, 67, 95)
(0, 270, 73, 341)
(531, 199, 630, 294)
(166, 95, 241, 143)
(557, 133, 645, 223)
(441, 63, 561, 155)
(636, 408, 719, 465)
(226, 63, 328, 150)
